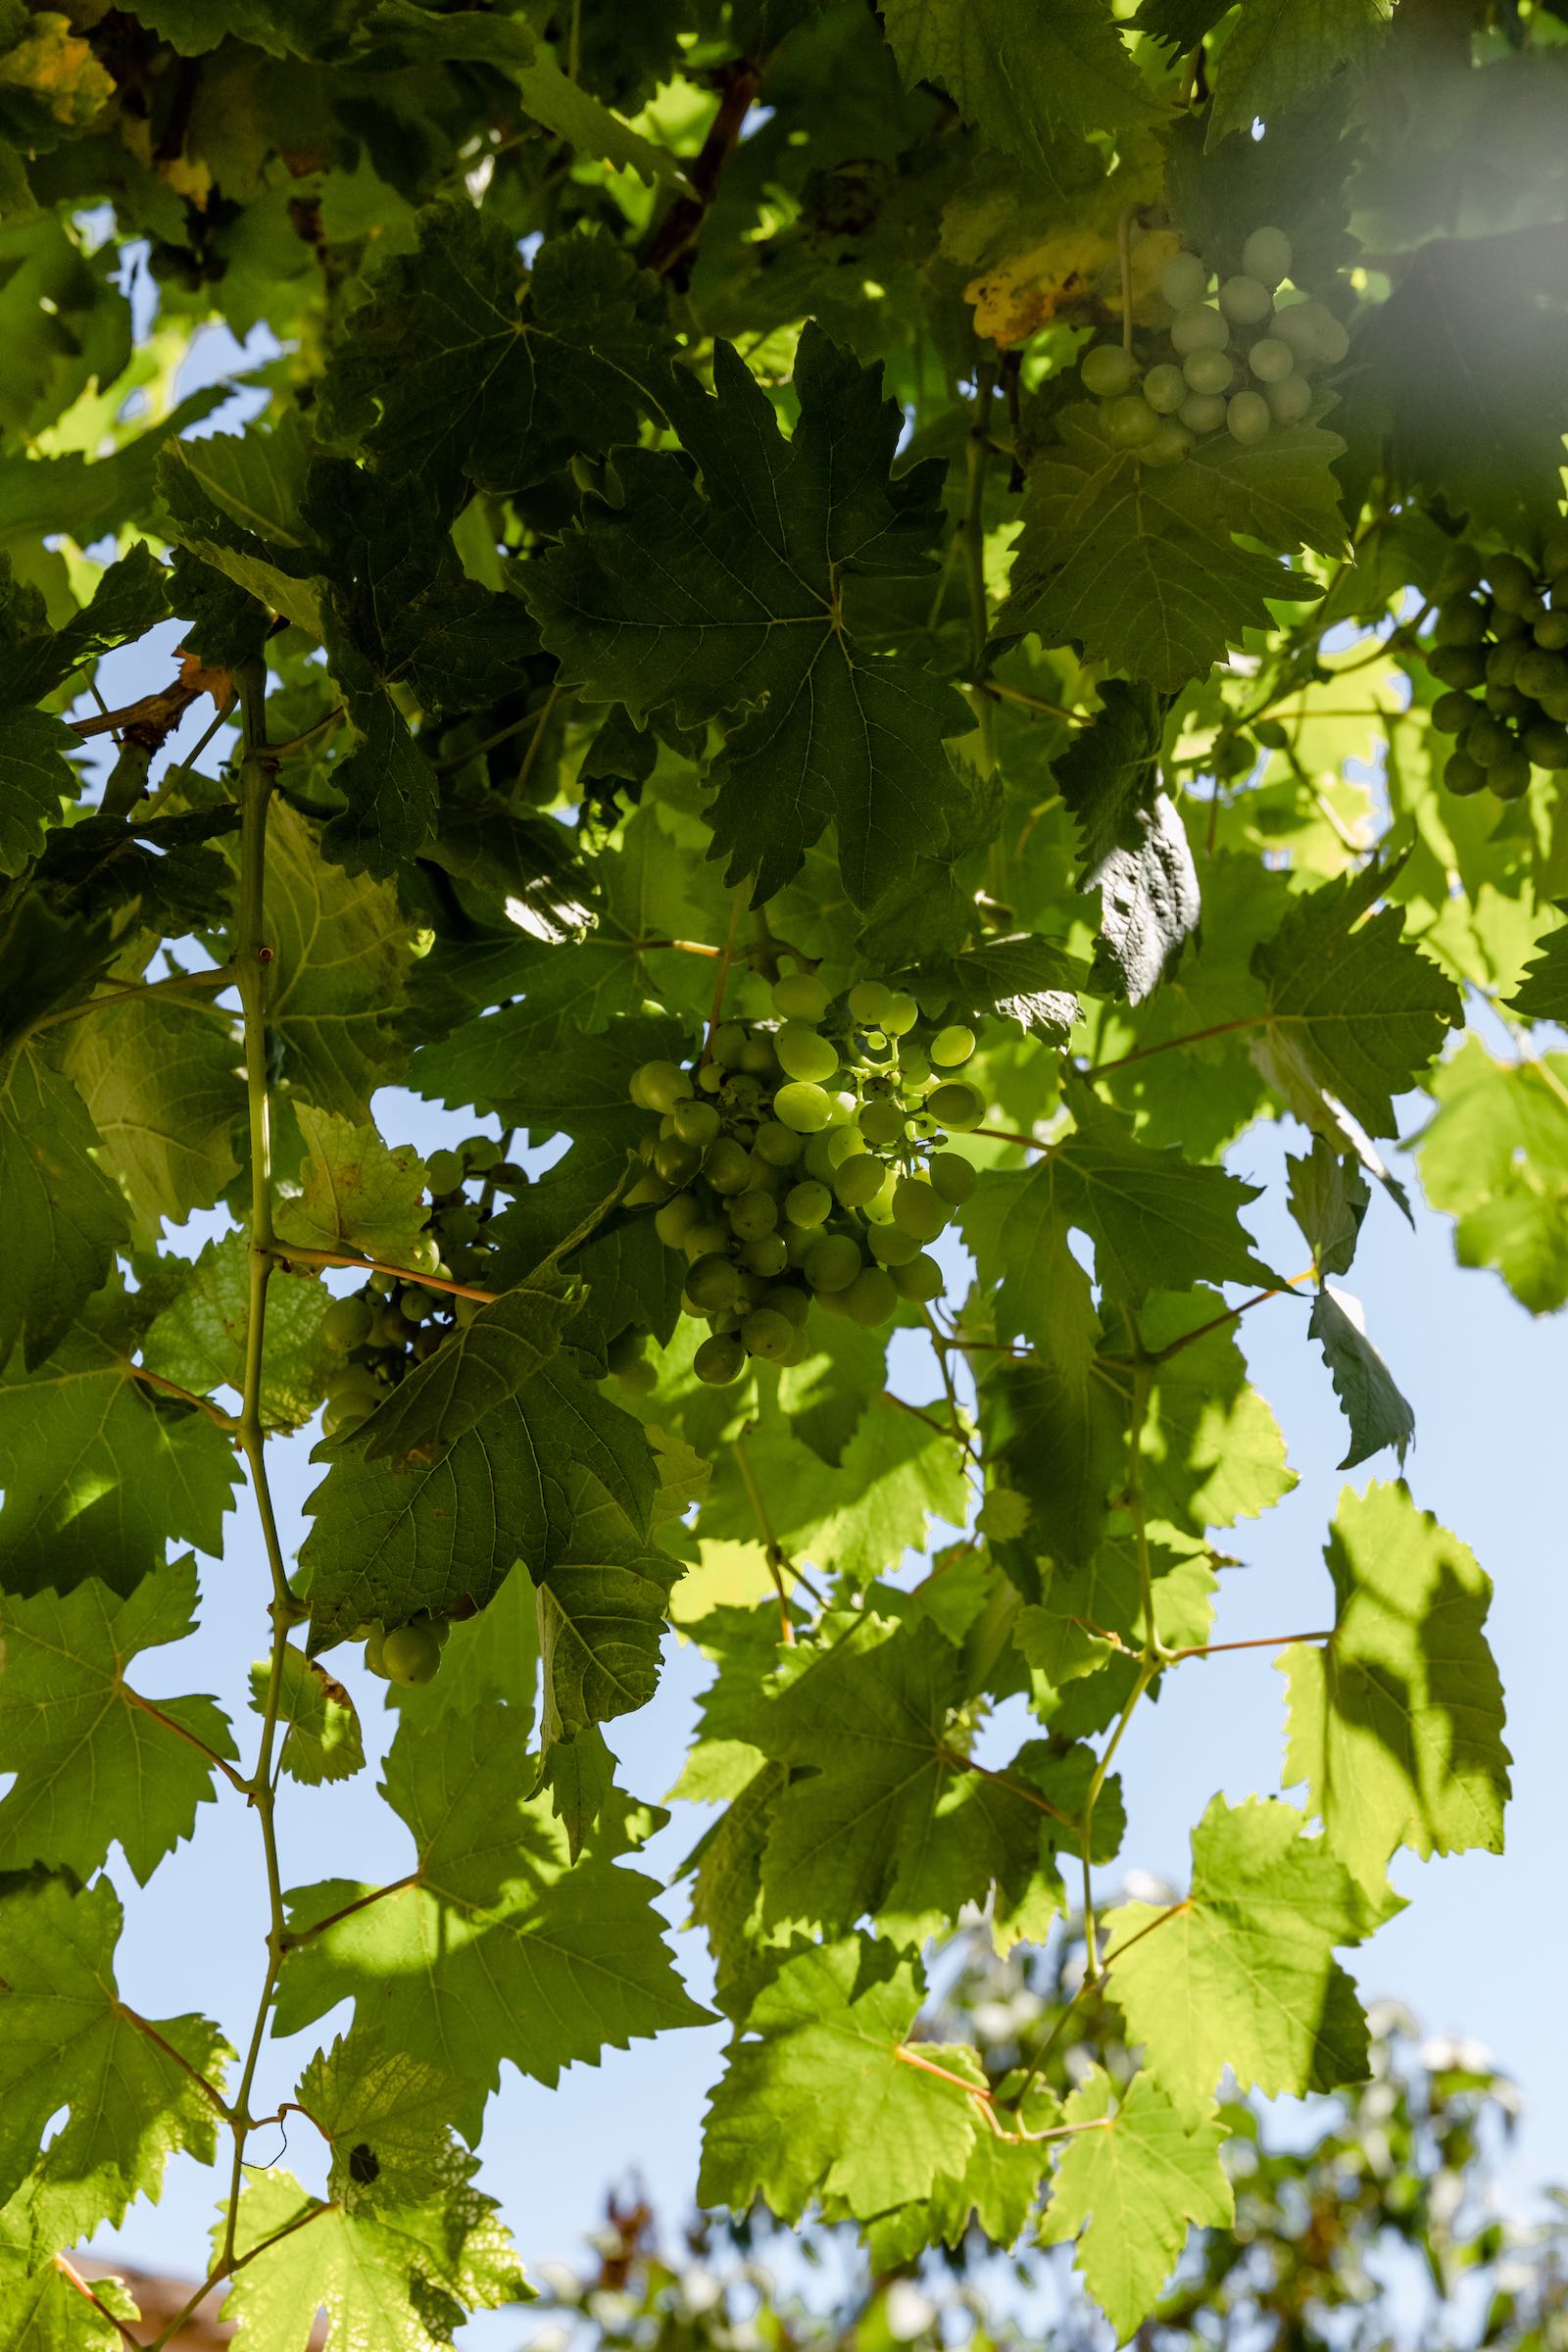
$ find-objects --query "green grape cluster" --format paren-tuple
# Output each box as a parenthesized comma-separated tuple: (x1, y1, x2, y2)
(625, 973, 984, 1386)
(1426, 529, 1568, 800)
(1078, 225, 1347, 466)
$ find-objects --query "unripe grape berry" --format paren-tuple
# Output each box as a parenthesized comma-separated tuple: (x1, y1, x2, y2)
(1169, 304, 1228, 356)
(729, 1190, 779, 1242)
(867, 1221, 921, 1265)
(881, 993, 919, 1036)
(1179, 391, 1227, 435)
(753, 1119, 804, 1166)
(655, 1193, 701, 1248)
(774, 1023, 838, 1084)
(687, 1252, 742, 1312)
(785, 1178, 832, 1229)
(1160, 249, 1208, 310)
(928, 1152, 976, 1204)
(858, 1097, 906, 1147)
(1486, 683, 1531, 721)
(1081, 342, 1138, 398)
(322, 1294, 373, 1350)
(1490, 749, 1532, 800)
(1524, 721, 1568, 769)
(439, 1202, 481, 1245)
(654, 1134, 702, 1188)
(1534, 611, 1568, 651)
(833, 1153, 885, 1208)
(742, 1233, 789, 1277)
(383, 1622, 443, 1687)
(322, 1396, 375, 1438)
(1544, 525, 1568, 575)
(462, 1137, 500, 1172)
(1466, 716, 1513, 767)
(771, 970, 831, 1022)
(1431, 644, 1488, 689)
(697, 1063, 724, 1093)
(694, 1332, 746, 1385)
(1517, 648, 1568, 700)
(1103, 396, 1159, 449)
(1444, 749, 1487, 796)
(929, 1025, 975, 1066)
(848, 979, 894, 1024)
(364, 1625, 386, 1676)
(1486, 552, 1536, 611)
(741, 1305, 794, 1359)
(704, 1138, 753, 1195)
(1245, 336, 1293, 385)
(898, 1043, 932, 1087)
(1182, 347, 1234, 396)
(1218, 273, 1272, 325)
(1434, 601, 1489, 648)
(803, 1234, 862, 1293)
(1431, 690, 1479, 736)
(681, 1219, 730, 1261)
(927, 1079, 985, 1130)
(671, 1099, 721, 1148)
(710, 1021, 747, 1067)
(773, 1080, 833, 1133)
(407, 1235, 441, 1275)
(893, 1177, 949, 1242)
(1270, 303, 1323, 361)
(625, 1168, 671, 1207)
(1142, 362, 1186, 414)
(1140, 419, 1194, 467)
(804, 1124, 860, 1178)
(1263, 372, 1312, 425)
(1241, 225, 1293, 287)
(892, 1251, 945, 1303)
(765, 1283, 810, 1328)
(845, 1267, 900, 1327)
(1226, 389, 1271, 445)
(425, 1148, 466, 1195)
(632, 1058, 693, 1111)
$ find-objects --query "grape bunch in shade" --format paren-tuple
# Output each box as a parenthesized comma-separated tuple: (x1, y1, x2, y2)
(1426, 529, 1568, 800)
(1079, 225, 1348, 466)
(623, 971, 987, 1386)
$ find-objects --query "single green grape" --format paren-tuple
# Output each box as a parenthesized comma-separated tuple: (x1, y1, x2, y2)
(606, 1327, 647, 1377)
(631, 1058, 693, 1111)
(858, 1097, 906, 1147)
(1431, 644, 1488, 689)
(364, 1625, 387, 1676)
(1140, 418, 1194, 467)
(704, 1137, 754, 1194)
(687, 1252, 742, 1312)
(710, 1021, 748, 1067)
(844, 1267, 899, 1328)
(1543, 525, 1568, 575)
(1534, 611, 1568, 652)
(742, 1233, 789, 1278)
(681, 1219, 731, 1261)
(1103, 393, 1159, 448)
(898, 1042, 932, 1087)
(1431, 689, 1481, 736)
(401, 1286, 440, 1324)
(1486, 552, 1537, 611)
(1160, 250, 1208, 310)
(671, 1098, 721, 1148)
(1226, 389, 1271, 445)
(928, 1152, 976, 1205)
(1465, 716, 1514, 767)
(1486, 683, 1531, 722)
(867, 1221, 921, 1266)
(655, 1193, 701, 1248)
(1263, 372, 1312, 425)
(425, 1148, 466, 1195)
(1523, 721, 1568, 769)
(774, 1022, 839, 1084)
(1142, 362, 1186, 414)
(407, 1235, 441, 1275)
(741, 1305, 794, 1360)
(773, 1080, 834, 1133)
(1241, 225, 1293, 287)
(696, 1063, 725, 1094)
(1485, 639, 1523, 687)
(1169, 304, 1228, 356)
(848, 979, 895, 1024)
(771, 970, 832, 1022)
(803, 1234, 862, 1294)
(929, 1025, 975, 1066)
(462, 1137, 500, 1172)
(927, 1079, 985, 1130)
(1178, 391, 1227, 435)
(893, 1177, 949, 1242)
(1490, 749, 1532, 800)
(739, 1037, 778, 1078)
(383, 1622, 443, 1687)
(1434, 601, 1489, 649)
(892, 1251, 945, 1303)
(1247, 335, 1294, 383)
(803, 1125, 861, 1180)
(321, 1396, 375, 1438)
(654, 1134, 703, 1188)
(728, 1190, 778, 1242)
(1218, 273, 1272, 326)
(765, 1283, 811, 1328)
(833, 1153, 886, 1209)
(438, 1202, 481, 1245)
(753, 1118, 805, 1167)
(785, 1178, 832, 1229)
(694, 1332, 747, 1386)
(1518, 649, 1568, 702)
(1081, 342, 1139, 398)
(322, 1294, 373, 1350)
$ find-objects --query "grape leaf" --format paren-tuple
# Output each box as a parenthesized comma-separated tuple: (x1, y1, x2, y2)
(251, 1645, 365, 1786)
(536, 1466, 680, 1759)
(698, 1937, 980, 2221)
(0, 2243, 131, 2351)
(418, 1009, 690, 1139)
(1308, 1285, 1414, 1468)
(1251, 857, 1461, 1147)
(0, 1556, 236, 1883)
(0, 1876, 229, 2229)
(880, 0, 1151, 189)
(219, 2156, 528, 2352)
(300, 2032, 475, 2215)
(1205, 0, 1390, 148)
(351, 1286, 575, 1468)
(54, 992, 241, 1240)
(1003, 406, 1326, 690)
(142, 1235, 331, 1431)
(384, 1559, 540, 1735)
(1288, 1139, 1369, 1279)
(274, 1105, 429, 1266)
(0, 709, 74, 879)
(0, 1043, 128, 1374)
(1052, 679, 1163, 875)
(1280, 1481, 1510, 1894)
(275, 1707, 710, 2135)
(1090, 791, 1202, 1004)
(1134, 1292, 1295, 1538)
(527, 326, 973, 907)
(1509, 913, 1568, 1021)
(265, 802, 413, 1121)
(1411, 1036, 1568, 1314)
(0, 1323, 240, 1599)
(1040, 2065, 1234, 2338)
(1104, 1793, 1376, 2120)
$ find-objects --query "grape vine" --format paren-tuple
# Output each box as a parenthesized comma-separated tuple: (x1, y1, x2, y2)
(0, 6, 1559, 2349)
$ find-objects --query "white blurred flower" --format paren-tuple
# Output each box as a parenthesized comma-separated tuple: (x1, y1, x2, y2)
(886, 2280, 936, 2340)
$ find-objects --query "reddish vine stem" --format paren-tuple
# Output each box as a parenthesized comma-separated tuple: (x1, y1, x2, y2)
(266, 1242, 499, 1303)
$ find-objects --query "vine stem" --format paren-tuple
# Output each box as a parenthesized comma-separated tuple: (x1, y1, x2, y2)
(1085, 1012, 1264, 1078)
(53, 2256, 143, 2348)
(960, 360, 998, 784)
(27, 961, 234, 1036)
(212, 658, 294, 2299)
(124, 1359, 239, 1431)
(731, 1433, 801, 1642)
(267, 1240, 499, 1302)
